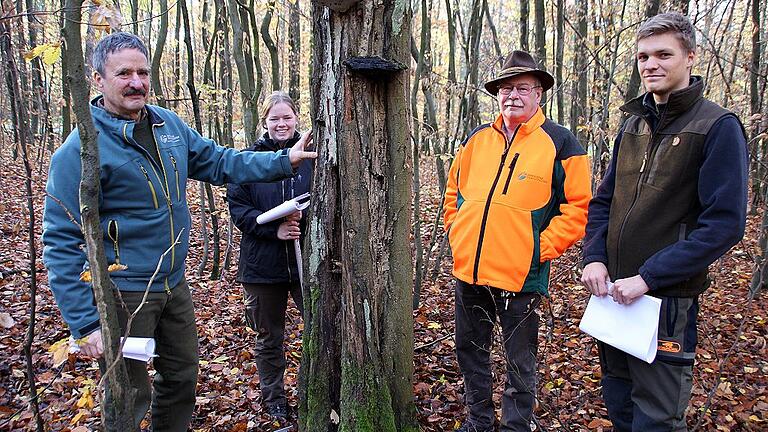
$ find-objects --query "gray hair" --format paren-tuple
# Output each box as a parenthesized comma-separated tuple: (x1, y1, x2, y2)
(91, 32, 149, 75)
(637, 12, 696, 53)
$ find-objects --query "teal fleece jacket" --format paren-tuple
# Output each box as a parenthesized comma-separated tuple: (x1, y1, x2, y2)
(42, 96, 294, 338)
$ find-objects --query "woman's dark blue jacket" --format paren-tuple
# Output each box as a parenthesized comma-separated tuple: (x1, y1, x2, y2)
(226, 132, 312, 284)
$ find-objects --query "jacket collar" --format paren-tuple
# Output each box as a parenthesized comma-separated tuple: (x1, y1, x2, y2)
(491, 106, 546, 139)
(252, 131, 301, 151)
(90, 95, 165, 126)
(620, 76, 704, 120)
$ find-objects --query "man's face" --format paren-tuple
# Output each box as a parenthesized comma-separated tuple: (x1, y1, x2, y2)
(497, 74, 542, 127)
(93, 48, 150, 120)
(637, 32, 695, 102)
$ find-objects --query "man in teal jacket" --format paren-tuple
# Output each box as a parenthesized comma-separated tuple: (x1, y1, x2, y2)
(42, 32, 315, 431)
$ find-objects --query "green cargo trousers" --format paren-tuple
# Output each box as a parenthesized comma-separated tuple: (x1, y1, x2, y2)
(599, 296, 699, 432)
(101, 278, 199, 432)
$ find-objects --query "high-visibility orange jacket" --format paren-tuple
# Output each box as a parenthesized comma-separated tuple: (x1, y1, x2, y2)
(444, 108, 592, 295)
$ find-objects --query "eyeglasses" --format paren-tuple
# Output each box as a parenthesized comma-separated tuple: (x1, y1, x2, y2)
(498, 84, 541, 96)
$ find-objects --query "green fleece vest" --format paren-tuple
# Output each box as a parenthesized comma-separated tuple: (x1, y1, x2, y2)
(606, 79, 731, 297)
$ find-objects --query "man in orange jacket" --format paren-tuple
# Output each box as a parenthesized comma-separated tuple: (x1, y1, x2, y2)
(444, 51, 591, 432)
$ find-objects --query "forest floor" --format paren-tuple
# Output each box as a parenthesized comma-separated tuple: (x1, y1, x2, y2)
(0, 154, 766, 431)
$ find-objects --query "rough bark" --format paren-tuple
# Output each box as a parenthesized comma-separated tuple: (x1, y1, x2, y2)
(300, 0, 416, 430)
(62, 0, 135, 429)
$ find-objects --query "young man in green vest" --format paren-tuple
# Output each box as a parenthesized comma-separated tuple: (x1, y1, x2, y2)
(581, 12, 747, 431)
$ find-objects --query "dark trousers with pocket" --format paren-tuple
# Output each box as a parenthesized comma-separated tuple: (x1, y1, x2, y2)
(243, 282, 303, 407)
(455, 279, 542, 432)
(599, 296, 699, 432)
(101, 278, 200, 432)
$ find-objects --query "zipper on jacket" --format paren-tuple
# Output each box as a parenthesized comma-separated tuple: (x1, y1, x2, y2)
(107, 220, 121, 265)
(150, 124, 176, 270)
(472, 125, 521, 284)
(138, 163, 160, 209)
(501, 153, 520, 195)
(283, 179, 293, 282)
(169, 154, 180, 201)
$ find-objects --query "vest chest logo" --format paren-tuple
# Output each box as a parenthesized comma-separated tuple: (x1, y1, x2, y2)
(159, 134, 181, 144)
(672, 136, 681, 146)
(517, 171, 547, 184)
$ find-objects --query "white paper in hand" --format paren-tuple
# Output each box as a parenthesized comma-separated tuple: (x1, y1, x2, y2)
(579, 284, 662, 363)
(70, 336, 158, 363)
(256, 193, 311, 224)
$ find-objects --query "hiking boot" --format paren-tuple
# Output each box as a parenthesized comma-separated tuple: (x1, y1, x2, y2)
(267, 403, 288, 419)
(455, 420, 493, 432)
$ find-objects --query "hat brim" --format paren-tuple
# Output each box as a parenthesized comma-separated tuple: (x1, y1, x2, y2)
(484, 70, 555, 95)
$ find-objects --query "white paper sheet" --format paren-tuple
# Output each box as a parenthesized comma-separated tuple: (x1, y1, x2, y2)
(70, 336, 158, 363)
(256, 192, 311, 224)
(579, 287, 662, 364)
(257, 193, 310, 287)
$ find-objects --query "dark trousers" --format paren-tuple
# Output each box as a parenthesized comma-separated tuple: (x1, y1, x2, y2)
(455, 280, 542, 432)
(102, 279, 199, 432)
(243, 282, 303, 407)
(599, 296, 699, 432)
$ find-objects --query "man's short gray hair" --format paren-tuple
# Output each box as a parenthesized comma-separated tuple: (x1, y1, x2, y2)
(637, 12, 696, 53)
(91, 32, 149, 75)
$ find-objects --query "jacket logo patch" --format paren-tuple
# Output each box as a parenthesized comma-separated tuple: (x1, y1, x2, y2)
(658, 340, 681, 353)
(159, 134, 181, 144)
(672, 136, 680, 146)
(517, 171, 547, 183)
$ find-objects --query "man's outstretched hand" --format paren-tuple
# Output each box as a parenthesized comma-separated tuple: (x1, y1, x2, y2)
(289, 130, 316, 168)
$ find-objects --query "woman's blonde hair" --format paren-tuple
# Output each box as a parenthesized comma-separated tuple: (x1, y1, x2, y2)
(259, 91, 298, 129)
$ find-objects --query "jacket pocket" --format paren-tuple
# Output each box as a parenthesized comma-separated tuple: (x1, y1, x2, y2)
(501, 153, 520, 195)
(137, 162, 160, 209)
(169, 153, 181, 202)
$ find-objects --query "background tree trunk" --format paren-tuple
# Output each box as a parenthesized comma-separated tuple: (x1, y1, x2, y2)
(623, 0, 660, 104)
(299, 0, 417, 430)
(519, 0, 529, 51)
(1, 18, 44, 432)
(262, 0, 281, 91)
(289, 0, 301, 102)
(533, 0, 546, 105)
(150, 0, 168, 107)
(569, 0, 588, 147)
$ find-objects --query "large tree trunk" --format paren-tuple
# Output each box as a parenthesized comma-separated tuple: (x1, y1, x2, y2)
(62, 0, 134, 429)
(299, 0, 416, 430)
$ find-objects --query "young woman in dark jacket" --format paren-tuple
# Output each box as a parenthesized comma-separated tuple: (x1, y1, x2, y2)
(226, 91, 312, 419)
